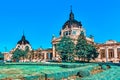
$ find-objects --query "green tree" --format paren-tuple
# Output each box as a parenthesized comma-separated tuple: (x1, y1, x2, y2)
(20, 50, 26, 62)
(86, 44, 99, 62)
(0, 52, 4, 60)
(12, 48, 22, 62)
(75, 31, 88, 61)
(25, 46, 29, 53)
(20, 46, 30, 62)
(12, 47, 30, 62)
(75, 31, 99, 62)
(56, 36, 75, 62)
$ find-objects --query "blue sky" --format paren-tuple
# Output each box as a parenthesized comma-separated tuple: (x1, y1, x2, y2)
(0, 0, 120, 52)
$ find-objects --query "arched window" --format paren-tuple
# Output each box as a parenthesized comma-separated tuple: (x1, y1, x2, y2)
(25, 46, 29, 51)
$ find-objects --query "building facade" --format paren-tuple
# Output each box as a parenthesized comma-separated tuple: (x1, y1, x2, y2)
(96, 40, 120, 63)
(4, 34, 53, 62)
(52, 10, 120, 63)
(4, 9, 120, 63)
(52, 10, 94, 60)
(4, 34, 32, 62)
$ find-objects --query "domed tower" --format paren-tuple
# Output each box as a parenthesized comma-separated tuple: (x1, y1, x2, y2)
(60, 8, 85, 39)
(15, 33, 32, 51)
(52, 8, 94, 60)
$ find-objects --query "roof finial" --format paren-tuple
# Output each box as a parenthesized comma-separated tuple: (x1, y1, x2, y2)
(22, 30, 25, 41)
(69, 5, 74, 20)
(70, 5, 72, 12)
(23, 30, 24, 36)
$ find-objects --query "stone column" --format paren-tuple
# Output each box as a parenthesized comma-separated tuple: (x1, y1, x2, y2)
(44, 52, 47, 60)
(105, 47, 108, 62)
(114, 47, 117, 59)
(97, 49, 101, 59)
(52, 44, 56, 60)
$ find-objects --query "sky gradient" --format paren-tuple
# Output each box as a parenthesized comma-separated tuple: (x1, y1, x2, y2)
(0, 0, 120, 52)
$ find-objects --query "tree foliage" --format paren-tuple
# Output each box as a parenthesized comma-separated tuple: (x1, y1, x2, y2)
(12, 48, 22, 62)
(75, 31, 88, 61)
(12, 47, 30, 62)
(86, 44, 99, 62)
(22, 46, 30, 60)
(56, 36, 75, 62)
(75, 31, 99, 62)
(0, 52, 4, 60)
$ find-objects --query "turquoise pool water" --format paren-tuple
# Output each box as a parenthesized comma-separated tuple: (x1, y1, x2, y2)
(1, 63, 119, 80)
(81, 66, 120, 80)
(0, 63, 93, 79)
(0, 65, 63, 79)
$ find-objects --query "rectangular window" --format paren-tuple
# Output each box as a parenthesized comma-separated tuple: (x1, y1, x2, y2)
(117, 48, 120, 58)
(108, 49, 114, 58)
(100, 49, 105, 58)
(72, 30, 76, 35)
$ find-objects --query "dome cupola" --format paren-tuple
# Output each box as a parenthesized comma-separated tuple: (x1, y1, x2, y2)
(15, 32, 32, 51)
(17, 34, 30, 45)
(62, 7, 82, 30)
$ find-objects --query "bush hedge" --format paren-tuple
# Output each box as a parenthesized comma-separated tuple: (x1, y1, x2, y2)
(77, 70, 90, 77)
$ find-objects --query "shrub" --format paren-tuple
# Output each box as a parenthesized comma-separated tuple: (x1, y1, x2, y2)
(101, 65, 107, 70)
(77, 70, 90, 77)
(106, 65, 111, 69)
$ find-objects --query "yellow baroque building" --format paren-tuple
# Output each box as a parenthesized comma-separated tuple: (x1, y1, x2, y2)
(52, 10, 120, 63)
(4, 9, 120, 63)
(4, 35, 53, 62)
(96, 40, 120, 63)
(52, 10, 94, 60)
